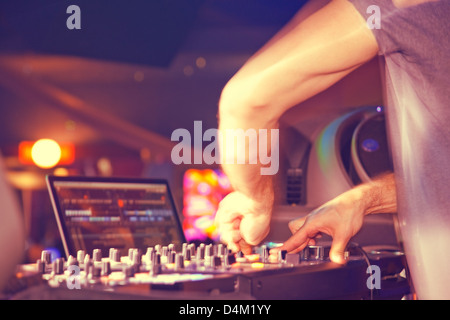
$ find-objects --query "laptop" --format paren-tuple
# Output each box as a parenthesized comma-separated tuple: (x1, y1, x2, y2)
(46, 175, 186, 259)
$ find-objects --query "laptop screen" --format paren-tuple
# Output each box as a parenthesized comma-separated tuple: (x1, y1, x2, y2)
(46, 175, 186, 258)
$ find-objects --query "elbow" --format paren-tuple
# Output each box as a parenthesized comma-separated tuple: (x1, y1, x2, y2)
(218, 77, 273, 127)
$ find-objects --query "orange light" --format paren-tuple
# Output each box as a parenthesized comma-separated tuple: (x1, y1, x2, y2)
(53, 167, 69, 176)
(59, 142, 75, 165)
(19, 140, 75, 168)
(246, 254, 260, 262)
(251, 262, 265, 269)
(31, 139, 61, 169)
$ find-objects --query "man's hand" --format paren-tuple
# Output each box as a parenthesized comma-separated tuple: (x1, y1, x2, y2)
(273, 192, 366, 264)
(271, 173, 397, 264)
(215, 191, 272, 254)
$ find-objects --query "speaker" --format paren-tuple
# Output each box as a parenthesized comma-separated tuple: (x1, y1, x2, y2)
(307, 106, 392, 207)
(351, 107, 393, 183)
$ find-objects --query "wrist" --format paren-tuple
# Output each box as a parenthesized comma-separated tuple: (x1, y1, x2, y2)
(356, 173, 397, 215)
(249, 177, 275, 212)
(225, 171, 274, 214)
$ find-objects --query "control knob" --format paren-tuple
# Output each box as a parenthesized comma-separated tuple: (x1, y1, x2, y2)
(93, 249, 102, 262)
(303, 245, 330, 261)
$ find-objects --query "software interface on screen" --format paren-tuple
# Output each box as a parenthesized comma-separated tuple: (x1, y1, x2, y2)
(52, 180, 184, 257)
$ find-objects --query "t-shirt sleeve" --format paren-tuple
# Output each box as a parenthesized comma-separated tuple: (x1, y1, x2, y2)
(348, 0, 449, 65)
(347, 0, 403, 55)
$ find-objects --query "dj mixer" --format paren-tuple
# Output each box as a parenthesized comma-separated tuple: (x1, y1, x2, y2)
(7, 176, 405, 300)
(11, 242, 410, 300)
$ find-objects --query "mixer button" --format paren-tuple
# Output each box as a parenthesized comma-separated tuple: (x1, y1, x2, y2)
(149, 255, 162, 276)
(130, 249, 142, 266)
(76, 250, 85, 264)
(83, 254, 91, 269)
(286, 253, 301, 265)
(175, 253, 185, 271)
(223, 253, 236, 267)
(216, 244, 225, 256)
(91, 267, 102, 278)
(93, 249, 102, 262)
(123, 265, 135, 278)
(196, 244, 205, 260)
(36, 259, 46, 274)
(212, 256, 222, 268)
(85, 260, 93, 274)
(53, 258, 64, 275)
(277, 250, 287, 263)
(145, 247, 155, 263)
(260, 245, 269, 263)
(101, 260, 112, 276)
(41, 250, 52, 265)
(305, 245, 329, 261)
(67, 255, 78, 267)
(182, 244, 191, 261)
(205, 244, 213, 258)
(110, 248, 121, 263)
(168, 251, 176, 264)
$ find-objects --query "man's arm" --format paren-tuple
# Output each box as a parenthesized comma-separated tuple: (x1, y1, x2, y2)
(219, 0, 379, 124)
(216, 0, 379, 252)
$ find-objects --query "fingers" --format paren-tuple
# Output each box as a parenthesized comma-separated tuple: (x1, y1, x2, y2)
(215, 191, 270, 253)
(268, 216, 309, 256)
(216, 214, 242, 252)
(272, 231, 350, 265)
(329, 232, 351, 265)
(219, 217, 255, 254)
(270, 212, 351, 265)
(270, 225, 312, 257)
(238, 239, 253, 255)
(215, 205, 252, 254)
(217, 227, 252, 254)
(288, 216, 306, 234)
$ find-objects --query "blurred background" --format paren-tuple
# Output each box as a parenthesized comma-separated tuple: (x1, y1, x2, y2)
(0, 0, 395, 264)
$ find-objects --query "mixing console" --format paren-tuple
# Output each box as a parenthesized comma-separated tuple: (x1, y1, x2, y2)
(11, 242, 410, 300)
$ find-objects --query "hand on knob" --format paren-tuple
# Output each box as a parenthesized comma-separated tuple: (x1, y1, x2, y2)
(215, 191, 271, 255)
(271, 190, 366, 264)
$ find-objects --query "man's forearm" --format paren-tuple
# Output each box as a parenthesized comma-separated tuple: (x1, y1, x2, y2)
(218, 110, 276, 210)
(357, 172, 397, 215)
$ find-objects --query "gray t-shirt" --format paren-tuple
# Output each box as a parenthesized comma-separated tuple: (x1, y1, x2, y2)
(349, 0, 450, 299)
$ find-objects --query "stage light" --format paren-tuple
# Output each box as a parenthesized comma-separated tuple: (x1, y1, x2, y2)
(53, 167, 69, 176)
(31, 139, 62, 169)
(196, 57, 206, 69)
(19, 140, 75, 168)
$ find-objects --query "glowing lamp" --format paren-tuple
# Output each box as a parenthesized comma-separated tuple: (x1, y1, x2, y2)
(31, 139, 62, 169)
(19, 139, 75, 168)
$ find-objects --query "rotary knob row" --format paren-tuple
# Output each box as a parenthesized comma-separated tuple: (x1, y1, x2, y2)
(284, 245, 332, 265)
(36, 250, 60, 274)
(36, 243, 237, 279)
